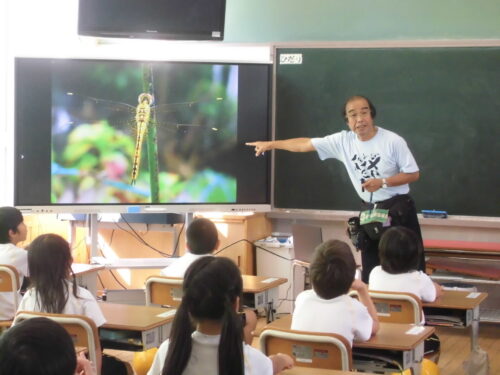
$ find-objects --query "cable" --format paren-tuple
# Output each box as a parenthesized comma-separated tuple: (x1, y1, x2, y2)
(214, 239, 294, 262)
(171, 221, 185, 257)
(115, 214, 170, 257)
(97, 246, 128, 290)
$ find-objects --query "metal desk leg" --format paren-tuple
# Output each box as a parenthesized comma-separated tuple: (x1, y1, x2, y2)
(471, 306, 480, 351)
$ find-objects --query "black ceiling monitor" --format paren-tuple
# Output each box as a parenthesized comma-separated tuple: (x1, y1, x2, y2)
(78, 0, 226, 41)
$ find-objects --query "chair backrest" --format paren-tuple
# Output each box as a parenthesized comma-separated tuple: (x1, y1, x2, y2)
(0, 264, 20, 294)
(145, 276, 183, 307)
(0, 265, 21, 326)
(13, 311, 102, 374)
(351, 290, 422, 324)
(260, 326, 352, 371)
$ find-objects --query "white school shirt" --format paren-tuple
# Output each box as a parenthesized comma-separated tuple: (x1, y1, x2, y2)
(160, 252, 212, 278)
(17, 280, 106, 327)
(0, 243, 29, 320)
(311, 127, 419, 202)
(291, 289, 373, 346)
(368, 266, 436, 303)
(369, 266, 437, 324)
(147, 331, 273, 375)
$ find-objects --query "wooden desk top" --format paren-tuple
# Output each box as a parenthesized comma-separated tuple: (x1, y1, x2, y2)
(72, 263, 105, 276)
(422, 290, 488, 310)
(354, 323, 434, 351)
(242, 275, 287, 293)
(263, 314, 434, 352)
(99, 302, 175, 331)
(281, 368, 376, 375)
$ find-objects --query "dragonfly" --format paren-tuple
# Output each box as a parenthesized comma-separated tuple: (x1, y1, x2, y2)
(62, 91, 224, 185)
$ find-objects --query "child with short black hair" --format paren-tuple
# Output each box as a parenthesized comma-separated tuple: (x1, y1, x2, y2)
(0, 206, 29, 320)
(369, 226, 442, 303)
(291, 239, 379, 346)
(0, 317, 95, 375)
(160, 217, 219, 278)
(148, 257, 293, 375)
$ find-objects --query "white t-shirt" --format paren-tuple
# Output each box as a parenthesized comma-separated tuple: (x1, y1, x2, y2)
(0, 243, 29, 320)
(160, 252, 212, 278)
(291, 290, 373, 346)
(368, 266, 436, 302)
(147, 331, 273, 375)
(17, 280, 106, 327)
(311, 127, 419, 202)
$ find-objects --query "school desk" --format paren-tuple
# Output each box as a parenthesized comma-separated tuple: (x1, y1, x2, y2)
(423, 290, 488, 350)
(241, 275, 287, 322)
(98, 302, 175, 351)
(72, 263, 105, 296)
(263, 314, 434, 374)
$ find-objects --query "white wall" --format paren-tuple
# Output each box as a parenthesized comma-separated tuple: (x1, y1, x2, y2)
(0, 0, 270, 205)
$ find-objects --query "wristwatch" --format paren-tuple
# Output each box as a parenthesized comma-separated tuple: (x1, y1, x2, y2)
(382, 178, 388, 188)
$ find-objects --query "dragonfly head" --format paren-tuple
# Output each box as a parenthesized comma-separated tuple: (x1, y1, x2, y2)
(138, 93, 154, 106)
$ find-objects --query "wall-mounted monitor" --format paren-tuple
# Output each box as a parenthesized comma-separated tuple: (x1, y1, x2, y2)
(14, 57, 271, 213)
(78, 0, 226, 41)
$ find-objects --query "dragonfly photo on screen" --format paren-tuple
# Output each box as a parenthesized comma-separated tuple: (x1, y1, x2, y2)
(50, 60, 238, 205)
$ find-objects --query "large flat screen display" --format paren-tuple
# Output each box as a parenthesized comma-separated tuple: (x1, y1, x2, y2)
(14, 58, 271, 213)
(78, 0, 226, 41)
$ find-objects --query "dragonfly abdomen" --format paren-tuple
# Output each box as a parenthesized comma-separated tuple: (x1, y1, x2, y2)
(131, 95, 153, 185)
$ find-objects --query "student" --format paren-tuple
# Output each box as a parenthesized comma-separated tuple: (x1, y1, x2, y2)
(17, 233, 110, 374)
(0, 206, 29, 320)
(0, 316, 95, 375)
(160, 217, 218, 277)
(17, 233, 106, 326)
(160, 217, 256, 345)
(148, 257, 293, 375)
(369, 226, 443, 356)
(291, 239, 379, 346)
(368, 226, 443, 304)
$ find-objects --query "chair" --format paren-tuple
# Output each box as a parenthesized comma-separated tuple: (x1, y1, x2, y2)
(13, 311, 102, 375)
(350, 290, 422, 324)
(0, 264, 21, 330)
(145, 275, 183, 307)
(260, 324, 352, 371)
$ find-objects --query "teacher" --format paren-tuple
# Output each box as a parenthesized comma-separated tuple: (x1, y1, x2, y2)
(246, 95, 424, 282)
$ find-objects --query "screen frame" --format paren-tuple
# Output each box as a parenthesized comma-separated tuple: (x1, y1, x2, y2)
(14, 56, 272, 214)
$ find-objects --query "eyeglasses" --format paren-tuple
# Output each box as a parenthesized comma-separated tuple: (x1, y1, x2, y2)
(347, 110, 371, 119)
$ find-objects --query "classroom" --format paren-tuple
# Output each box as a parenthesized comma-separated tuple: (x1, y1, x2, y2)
(1, 1, 499, 375)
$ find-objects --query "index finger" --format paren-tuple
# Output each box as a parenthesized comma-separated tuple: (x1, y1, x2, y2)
(245, 142, 257, 146)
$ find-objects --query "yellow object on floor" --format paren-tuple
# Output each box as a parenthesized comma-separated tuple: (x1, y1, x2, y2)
(132, 347, 158, 375)
(390, 359, 440, 375)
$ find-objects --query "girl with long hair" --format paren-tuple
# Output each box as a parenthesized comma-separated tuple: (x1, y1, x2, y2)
(148, 256, 293, 375)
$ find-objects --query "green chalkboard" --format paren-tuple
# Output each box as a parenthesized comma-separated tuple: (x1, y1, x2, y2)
(274, 46, 500, 217)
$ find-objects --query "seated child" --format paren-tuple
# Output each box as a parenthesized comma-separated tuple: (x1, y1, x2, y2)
(148, 256, 293, 375)
(369, 226, 443, 305)
(291, 239, 379, 346)
(0, 316, 95, 375)
(160, 217, 218, 278)
(17, 233, 105, 327)
(160, 217, 256, 345)
(0, 206, 29, 320)
(17, 233, 106, 374)
(369, 226, 443, 356)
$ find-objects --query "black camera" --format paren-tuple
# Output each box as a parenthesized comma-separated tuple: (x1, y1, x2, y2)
(347, 216, 363, 249)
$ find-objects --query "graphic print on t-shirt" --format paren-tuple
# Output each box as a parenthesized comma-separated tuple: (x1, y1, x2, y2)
(351, 153, 381, 180)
